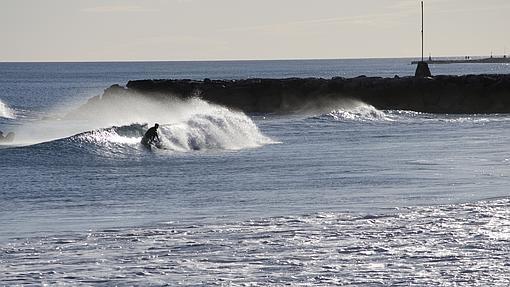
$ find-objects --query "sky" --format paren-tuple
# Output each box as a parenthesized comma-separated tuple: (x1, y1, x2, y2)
(0, 0, 509, 61)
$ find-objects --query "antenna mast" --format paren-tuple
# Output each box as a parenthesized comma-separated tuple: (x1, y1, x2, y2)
(421, 1, 424, 62)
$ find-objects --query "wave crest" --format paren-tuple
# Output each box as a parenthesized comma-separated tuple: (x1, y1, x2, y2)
(312, 100, 391, 122)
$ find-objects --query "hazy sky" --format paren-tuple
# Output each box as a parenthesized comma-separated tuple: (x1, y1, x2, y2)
(1, 0, 509, 61)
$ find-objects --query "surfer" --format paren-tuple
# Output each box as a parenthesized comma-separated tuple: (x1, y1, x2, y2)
(141, 123, 160, 146)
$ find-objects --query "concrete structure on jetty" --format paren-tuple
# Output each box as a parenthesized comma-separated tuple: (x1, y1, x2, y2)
(415, 62, 432, 78)
(92, 74, 510, 114)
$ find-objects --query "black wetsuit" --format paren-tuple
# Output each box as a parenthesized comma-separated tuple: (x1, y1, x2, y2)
(142, 127, 159, 145)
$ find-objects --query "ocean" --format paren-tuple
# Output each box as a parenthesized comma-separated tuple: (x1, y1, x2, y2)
(1, 59, 510, 285)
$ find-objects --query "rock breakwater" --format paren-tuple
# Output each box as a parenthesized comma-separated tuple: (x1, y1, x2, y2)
(91, 74, 510, 114)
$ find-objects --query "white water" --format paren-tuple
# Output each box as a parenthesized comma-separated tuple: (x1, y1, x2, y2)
(325, 100, 391, 122)
(0, 99, 15, 119)
(156, 111, 275, 151)
(20, 93, 276, 152)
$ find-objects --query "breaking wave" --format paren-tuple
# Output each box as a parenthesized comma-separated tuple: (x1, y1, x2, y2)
(13, 92, 275, 153)
(325, 103, 390, 122)
(73, 110, 274, 153)
(310, 100, 510, 124)
(309, 99, 392, 122)
(0, 99, 15, 119)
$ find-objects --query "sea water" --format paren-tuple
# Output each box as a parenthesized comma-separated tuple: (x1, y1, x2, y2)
(1, 59, 509, 286)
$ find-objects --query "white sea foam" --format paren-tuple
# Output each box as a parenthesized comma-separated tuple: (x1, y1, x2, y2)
(294, 97, 392, 122)
(156, 107, 274, 151)
(0, 99, 15, 119)
(326, 101, 391, 122)
(309, 99, 391, 122)
(320, 104, 510, 124)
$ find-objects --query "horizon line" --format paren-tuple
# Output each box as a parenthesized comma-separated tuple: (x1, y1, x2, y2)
(0, 55, 503, 64)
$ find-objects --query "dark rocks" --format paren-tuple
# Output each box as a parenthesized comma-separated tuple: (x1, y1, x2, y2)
(98, 74, 510, 114)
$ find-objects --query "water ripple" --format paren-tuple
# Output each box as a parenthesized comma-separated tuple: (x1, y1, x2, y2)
(1, 198, 509, 286)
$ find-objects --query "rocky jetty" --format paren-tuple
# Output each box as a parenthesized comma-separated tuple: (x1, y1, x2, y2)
(95, 74, 510, 114)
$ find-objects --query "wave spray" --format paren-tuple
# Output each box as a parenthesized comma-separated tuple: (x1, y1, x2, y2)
(12, 91, 275, 152)
(0, 99, 15, 119)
